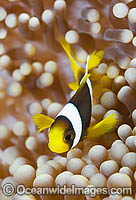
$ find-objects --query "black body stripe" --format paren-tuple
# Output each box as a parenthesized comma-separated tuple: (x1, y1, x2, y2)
(69, 81, 92, 139)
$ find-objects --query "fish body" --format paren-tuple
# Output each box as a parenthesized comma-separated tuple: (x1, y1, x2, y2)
(55, 74, 92, 150)
(33, 38, 118, 153)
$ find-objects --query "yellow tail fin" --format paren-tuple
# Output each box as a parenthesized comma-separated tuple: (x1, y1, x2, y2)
(87, 50, 104, 71)
(60, 38, 83, 85)
(32, 114, 55, 133)
(60, 37, 104, 91)
(87, 114, 118, 140)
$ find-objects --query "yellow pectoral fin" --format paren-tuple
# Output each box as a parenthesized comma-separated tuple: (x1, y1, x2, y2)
(60, 37, 82, 83)
(68, 81, 79, 91)
(32, 114, 55, 133)
(87, 114, 118, 140)
(88, 50, 104, 71)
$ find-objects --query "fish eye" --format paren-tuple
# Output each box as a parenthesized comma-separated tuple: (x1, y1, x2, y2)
(64, 131, 74, 142)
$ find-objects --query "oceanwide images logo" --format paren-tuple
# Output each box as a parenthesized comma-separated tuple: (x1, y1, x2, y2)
(2, 183, 133, 197)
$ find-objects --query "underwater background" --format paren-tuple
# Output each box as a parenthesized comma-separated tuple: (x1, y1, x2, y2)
(0, 0, 136, 199)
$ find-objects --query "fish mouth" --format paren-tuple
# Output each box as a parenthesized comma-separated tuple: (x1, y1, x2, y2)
(48, 142, 69, 153)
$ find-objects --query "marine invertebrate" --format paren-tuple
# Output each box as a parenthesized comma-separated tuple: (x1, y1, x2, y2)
(0, 0, 136, 199)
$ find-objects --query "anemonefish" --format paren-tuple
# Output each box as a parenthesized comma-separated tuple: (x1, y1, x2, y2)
(33, 38, 118, 153)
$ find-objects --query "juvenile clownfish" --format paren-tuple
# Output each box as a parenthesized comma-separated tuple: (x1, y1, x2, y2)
(33, 38, 118, 153)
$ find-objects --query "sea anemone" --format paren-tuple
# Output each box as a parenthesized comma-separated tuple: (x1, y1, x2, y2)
(0, 0, 136, 199)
